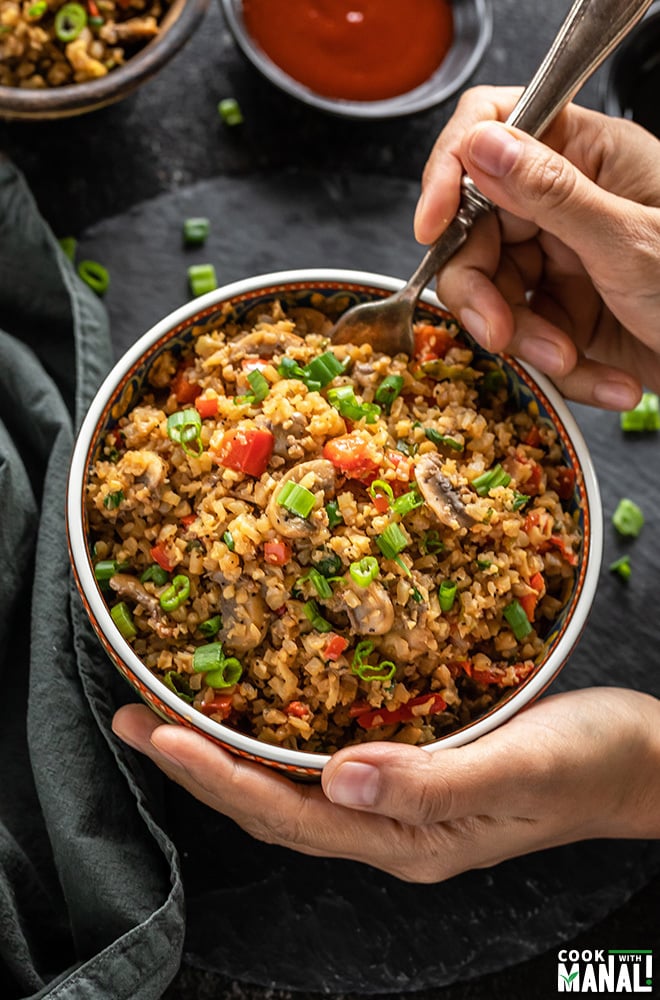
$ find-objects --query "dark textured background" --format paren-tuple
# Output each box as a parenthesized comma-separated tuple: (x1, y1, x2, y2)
(1, 1, 659, 997)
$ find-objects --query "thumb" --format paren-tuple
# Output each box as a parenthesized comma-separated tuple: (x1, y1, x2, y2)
(461, 120, 636, 262)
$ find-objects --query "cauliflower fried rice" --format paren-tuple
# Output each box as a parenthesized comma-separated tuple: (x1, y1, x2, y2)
(86, 303, 580, 753)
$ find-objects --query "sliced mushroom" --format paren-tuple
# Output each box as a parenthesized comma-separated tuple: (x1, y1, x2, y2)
(228, 327, 304, 360)
(256, 411, 307, 458)
(266, 459, 336, 538)
(415, 453, 474, 531)
(109, 574, 176, 639)
(218, 587, 269, 653)
(327, 578, 395, 636)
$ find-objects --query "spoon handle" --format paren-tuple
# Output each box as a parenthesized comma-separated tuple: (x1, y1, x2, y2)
(403, 0, 654, 301)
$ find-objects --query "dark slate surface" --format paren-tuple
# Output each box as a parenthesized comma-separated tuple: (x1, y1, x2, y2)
(77, 171, 660, 997)
(3, 0, 659, 995)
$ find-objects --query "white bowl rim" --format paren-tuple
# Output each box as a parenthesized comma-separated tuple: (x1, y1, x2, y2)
(67, 267, 603, 771)
(220, 0, 493, 119)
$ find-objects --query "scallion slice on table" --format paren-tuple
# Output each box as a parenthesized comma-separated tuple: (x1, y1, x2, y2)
(54, 2, 87, 42)
(188, 263, 217, 297)
(349, 556, 379, 588)
(472, 463, 511, 496)
(609, 555, 632, 582)
(58, 236, 77, 260)
(503, 598, 532, 640)
(111, 601, 137, 640)
(374, 374, 404, 411)
(438, 580, 457, 612)
(167, 407, 204, 457)
(620, 391, 660, 432)
(612, 498, 644, 537)
(183, 217, 210, 246)
(277, 481, 316, 518)
(77, 259, 109, 295)
(218, 98, 244, 126)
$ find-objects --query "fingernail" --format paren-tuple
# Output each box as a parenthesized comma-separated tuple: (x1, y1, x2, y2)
(459, 307, 491, 348)
(469, 122, 521, 177)
(326, 762, 380, 808)
(413, 190, 429, 242)
(520, 336, 565, 375)
(593, 379, 639, 410)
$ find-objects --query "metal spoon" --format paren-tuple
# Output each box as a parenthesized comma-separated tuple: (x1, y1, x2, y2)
(330, 0, 654, 355)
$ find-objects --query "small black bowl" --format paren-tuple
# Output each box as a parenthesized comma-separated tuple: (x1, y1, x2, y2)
(601, 0, 660, 137)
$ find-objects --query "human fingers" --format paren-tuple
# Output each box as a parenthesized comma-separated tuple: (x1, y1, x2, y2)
(414, 85, 523, 244)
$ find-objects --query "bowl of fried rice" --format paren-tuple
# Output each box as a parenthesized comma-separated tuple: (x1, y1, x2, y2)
(66, 269, 602, 777)
(0, 0, 208, 120)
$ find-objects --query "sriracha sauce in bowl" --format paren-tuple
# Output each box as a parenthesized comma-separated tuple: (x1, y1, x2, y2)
(221, 0, 492, 118)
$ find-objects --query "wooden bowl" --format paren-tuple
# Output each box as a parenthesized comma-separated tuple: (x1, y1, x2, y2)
(0, 0, 208, 121)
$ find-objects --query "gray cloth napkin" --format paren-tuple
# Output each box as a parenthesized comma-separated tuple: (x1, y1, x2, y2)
(0, 159, 184, 1000)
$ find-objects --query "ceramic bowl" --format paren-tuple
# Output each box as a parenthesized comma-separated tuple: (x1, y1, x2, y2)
(66, 269, 602, 778)
(0, 0, 208, 121)
(219, 0, 492, 119)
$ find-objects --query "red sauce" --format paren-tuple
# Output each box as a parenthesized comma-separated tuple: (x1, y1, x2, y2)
(242, 0, 454, 102)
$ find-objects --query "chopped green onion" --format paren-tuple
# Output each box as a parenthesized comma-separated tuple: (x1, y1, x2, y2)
(376, 522, 408, 560)
(327, 384, 381, 424)
(183, 217, 210, 246)
(103, 490, 124, 509)
(352, 640, 374, 668)
(58, 236, 77, 260)
(162, 671, 193, 703)
(77, 259, 109, 295)
(473, 464, 511, 496)
(410, 586, 424, 603)
(512, 491, 529, 511)
(504, 599, 532, 640)
(27, 1, 47, 17)
(278, 357, 306, 380)
(620, 392, 660, 432)
(395, 439, 417, 457)
(368, 479, 394, 505)
(314, 551, 342, 577)
(325, 500, 343, 529)
(193, 642, 224, 672)
(89, 13, 104, 26)
(609, 555, 632, 582)
(167, 407, 203, 458)
(480, 369, 506, 393)
(223, 530, 235, 551)
(188, 263, 217, 297)
(218, 97, 244, 126)
(476, 559, 493, 571)
(349, 556, 379, 588)
(199, 615, 222, 637)
(302, 600, 333, 633)
(391, 488, 424, 517)
(303, 351, 343, 387)
(111, 601, 136, 640)
(438, 580, 457, 612)
(419, 358, 478, 382)
(354, 660, 396, 683)
(159, 574, 190, 612)
(205, 657, 242, 689)
(94, 559, 128, 581)
(374, 374, 404, 411)
(140, 564, 170, 586)
(277, 481, 316, 519)
(422, 530, 444, 554)
(297, 567, 333, 600)
(424, 427, 463, 452)
(247, 369, 270, 401)
(54, 2, 87, 42)
(612, 498, 644, 537)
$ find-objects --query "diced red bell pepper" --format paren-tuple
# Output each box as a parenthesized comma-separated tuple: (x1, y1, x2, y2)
(371, 490, 390, 514)
(263, 539, 291, 565)
(524, 425, 542, 448)
(180, 514, 197, 528)
(519, 571, 545, 622)
(200, 693, 234, 719)
(324, 634, 348, 661)
(172, 362, 202, 405)
(323, 431, 380, 481)
(150, 543, 174, 573)
(517, 457, 543, 496)
(241, 357, 269, 373)
(213, 427, 274, 477)
(285, 701, 310, 718)
(473, 661, 535, 686)
(195, 395, 219, 419)
(413, 322, 454, 360)
(554, 465, 576, 501)
(354, 692, 447, 730)
(387, 450, 412, 482)
(546, 534, 578, 566)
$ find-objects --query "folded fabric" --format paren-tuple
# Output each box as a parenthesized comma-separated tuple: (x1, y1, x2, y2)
(0, 158, 184, 1000)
